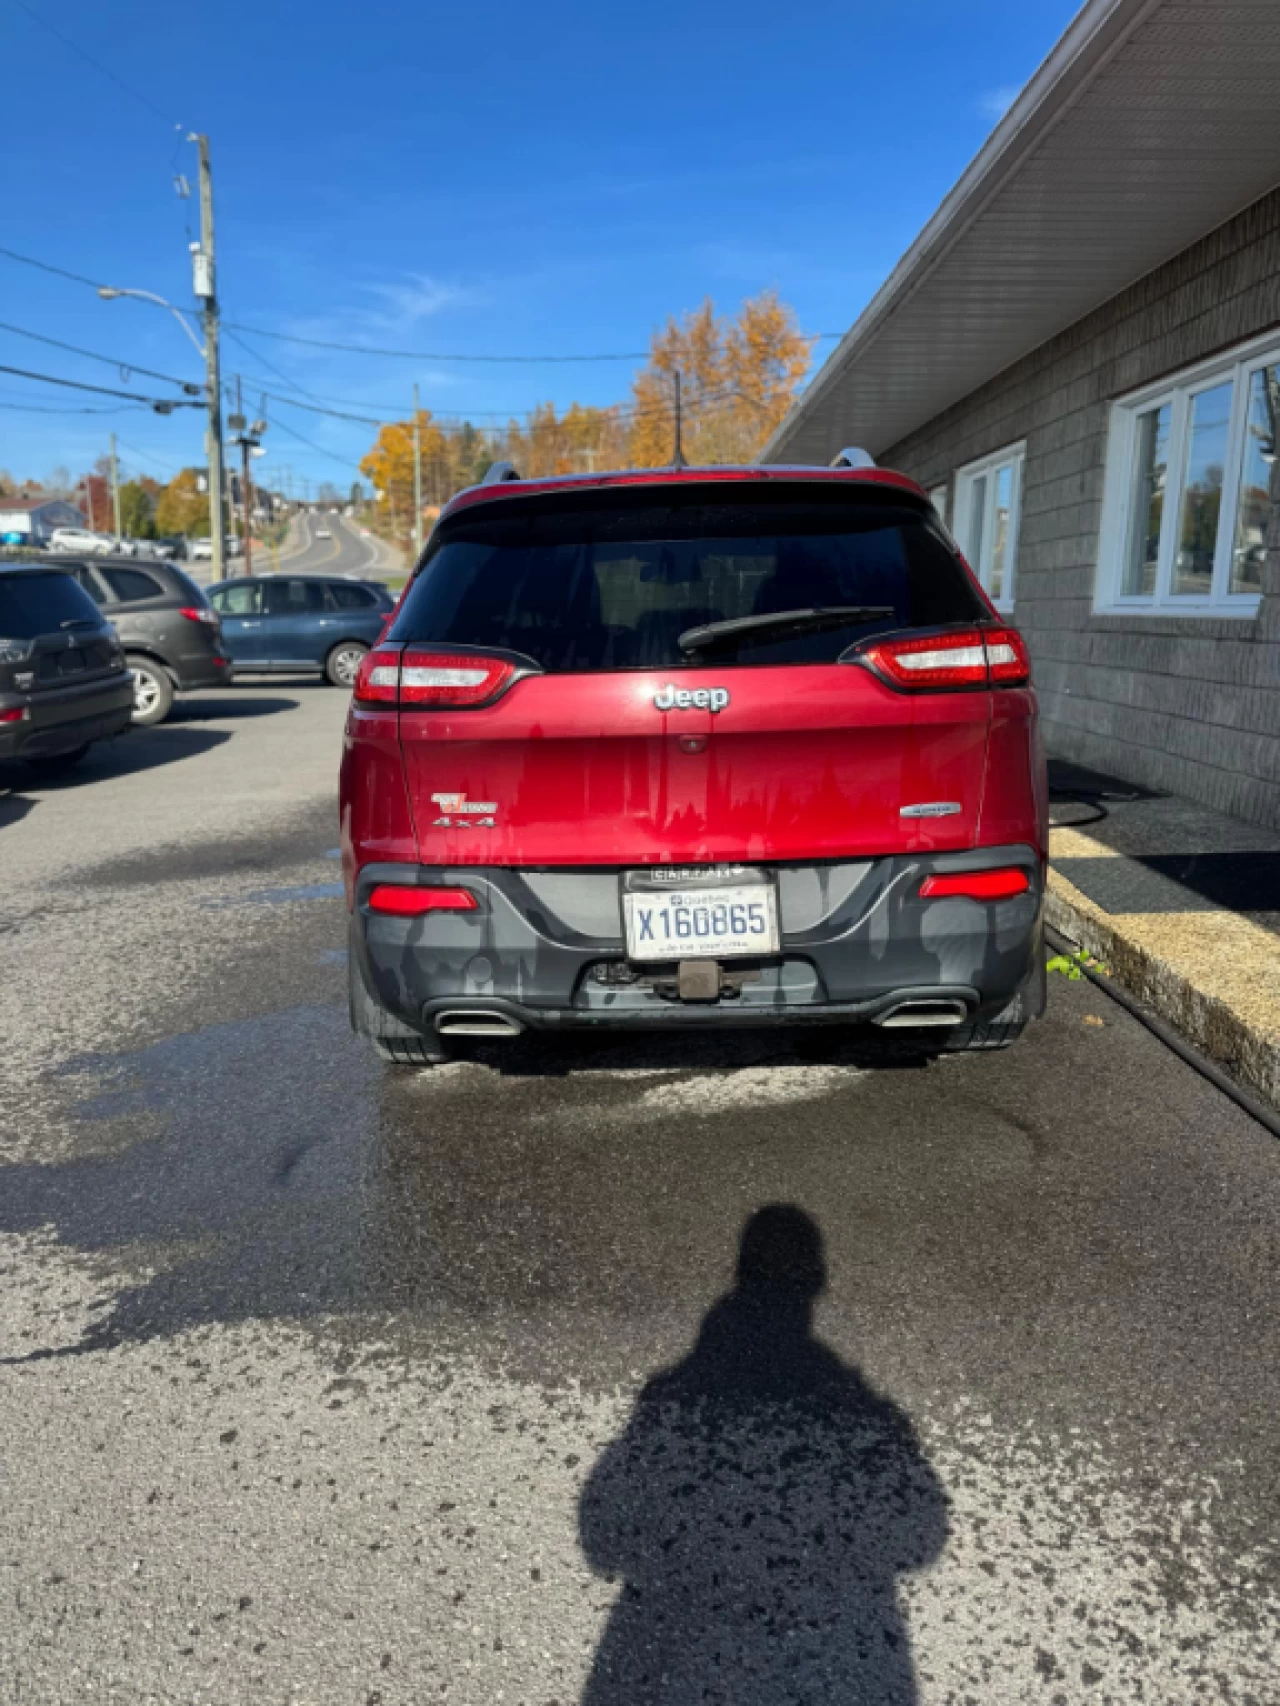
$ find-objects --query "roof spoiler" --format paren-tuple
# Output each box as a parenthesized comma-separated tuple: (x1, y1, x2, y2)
(480, 461, 523, 485)
(829, 447, 877, 470)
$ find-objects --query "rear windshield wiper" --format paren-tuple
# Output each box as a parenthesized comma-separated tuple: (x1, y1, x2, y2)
(59, 618, 100, 630)
(678, 605, 894, 653)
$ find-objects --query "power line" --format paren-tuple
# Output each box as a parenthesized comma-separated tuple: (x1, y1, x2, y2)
(113, 435, 183, 475)
(0, 399, 149, 416)
(0, 362, 203, 412)
(10, 0, 184, 129)
(0, 244, 108, 291)
(0, 319, 203, 393)
(0, 245, 847, 365)
(259, 409, 366, 473)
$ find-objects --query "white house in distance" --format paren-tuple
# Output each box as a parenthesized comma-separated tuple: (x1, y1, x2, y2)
(0, 497, 84, 546)
(766, 0, 1280, 832)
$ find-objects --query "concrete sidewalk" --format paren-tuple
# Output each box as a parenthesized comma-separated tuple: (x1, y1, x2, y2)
(1046, 759, 1280, 1109)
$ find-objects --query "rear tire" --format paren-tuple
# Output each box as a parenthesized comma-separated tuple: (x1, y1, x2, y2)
(325, 641, 367, 689)
(348, 918, 451, 1065)
(128, 655, 175, 726)
(942, 988, 1030, 1053)
(373, 1036, 451, 1066)
(27, 744, 91, 777)
(942, 1018, 1027, 1052)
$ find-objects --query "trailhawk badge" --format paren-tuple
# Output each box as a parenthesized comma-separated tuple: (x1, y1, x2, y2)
(431, 792, 497, 827)
(654, 684, 730, 713)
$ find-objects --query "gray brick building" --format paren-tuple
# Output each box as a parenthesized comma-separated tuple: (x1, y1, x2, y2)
(765, 0, 1280, 831)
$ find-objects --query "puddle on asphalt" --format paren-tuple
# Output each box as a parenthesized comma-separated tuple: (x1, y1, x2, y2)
(3, 1005, 952, 1370)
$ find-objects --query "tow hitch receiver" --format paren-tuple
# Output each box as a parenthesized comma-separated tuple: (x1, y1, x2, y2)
(677, 960, 722, 1002)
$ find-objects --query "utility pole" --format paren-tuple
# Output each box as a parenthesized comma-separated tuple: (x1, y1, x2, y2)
(672, 369, 688, 468)
(412, 382, 423, 560)
(193, 134, 226, 582)
(234, 377, 255, 576)
(108, 433, 122, 540)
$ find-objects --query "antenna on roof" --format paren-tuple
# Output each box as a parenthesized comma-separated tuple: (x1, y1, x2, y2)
(480, 461, 522, 484)
(829, 447, 877, 470)
(671, 370, 688, 469)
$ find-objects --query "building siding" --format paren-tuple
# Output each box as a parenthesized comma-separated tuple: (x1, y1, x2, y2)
(881, 186, 1280, 831)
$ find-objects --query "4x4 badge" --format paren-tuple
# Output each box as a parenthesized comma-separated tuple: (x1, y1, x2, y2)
(431, 791, 497, 827)
(654, 684, 730, 713)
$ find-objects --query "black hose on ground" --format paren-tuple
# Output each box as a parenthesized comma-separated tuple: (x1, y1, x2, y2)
(1045, 922, 1280, 1141)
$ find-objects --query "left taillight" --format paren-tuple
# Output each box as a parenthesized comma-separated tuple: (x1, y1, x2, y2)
(367, 884, 477, 915)
(857, 626, 1031, 691)
(353, 645, 518, 708)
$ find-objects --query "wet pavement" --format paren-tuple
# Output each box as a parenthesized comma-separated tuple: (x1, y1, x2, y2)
(2, 688, 1279, 1704)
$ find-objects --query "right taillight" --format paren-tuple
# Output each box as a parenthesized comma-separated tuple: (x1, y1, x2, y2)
(919, 869, 1031, 900)
(353, 646, 518, 708)
(858, 626, 1030, 690)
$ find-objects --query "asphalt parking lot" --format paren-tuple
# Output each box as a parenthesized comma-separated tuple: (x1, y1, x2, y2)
(2, 684, 1278, 1704)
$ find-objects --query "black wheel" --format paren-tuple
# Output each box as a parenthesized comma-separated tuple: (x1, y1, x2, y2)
(373, 1036, 452, 1066)
(27, 744, 91, 778)
(942, 988, 1030, 1053)
(942, 1018, 1027, 1052)
(348, 918, 450, 1065)
(127, 655, 175, 726)
(325, 641, 367, 689)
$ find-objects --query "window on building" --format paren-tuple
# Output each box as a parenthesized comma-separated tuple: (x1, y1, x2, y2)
(1099, 338, 1276, 614)
(952, 444, 1024, 611)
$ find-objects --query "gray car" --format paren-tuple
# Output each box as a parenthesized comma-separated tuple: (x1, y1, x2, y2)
(57, 556, 232, 725)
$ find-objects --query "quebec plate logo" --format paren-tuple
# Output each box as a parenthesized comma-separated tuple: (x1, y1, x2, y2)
(431, 791, 497, 827)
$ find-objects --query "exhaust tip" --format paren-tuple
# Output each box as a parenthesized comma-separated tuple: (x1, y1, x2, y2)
(875, 999, 969, 1029)
(434, 1009, 524, 1038)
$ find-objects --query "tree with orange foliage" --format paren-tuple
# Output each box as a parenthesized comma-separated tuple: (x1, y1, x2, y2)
(360, 409, 448, 556)
(627, 291, 810, 468)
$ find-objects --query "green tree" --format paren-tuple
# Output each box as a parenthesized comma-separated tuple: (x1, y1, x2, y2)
(118, 480, 155, 539)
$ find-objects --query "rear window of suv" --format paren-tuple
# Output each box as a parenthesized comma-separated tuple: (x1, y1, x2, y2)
(392, 485, 985, 670)
(0, 570, 104, 638)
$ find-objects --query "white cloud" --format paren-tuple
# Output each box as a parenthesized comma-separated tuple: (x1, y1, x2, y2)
(978, 85, 1021, 122)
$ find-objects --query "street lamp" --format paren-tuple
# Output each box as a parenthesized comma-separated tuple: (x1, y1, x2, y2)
(97, 285, 207, 373)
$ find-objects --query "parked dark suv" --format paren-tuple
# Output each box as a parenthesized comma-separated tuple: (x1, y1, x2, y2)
(208, 575, 396, 686)
(0, 565, 133, 773)
(60, 556, 231, 725)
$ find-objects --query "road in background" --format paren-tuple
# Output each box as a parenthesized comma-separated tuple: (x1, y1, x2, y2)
(1, 687, 1277, 1703)
(186, 513, 404, 584)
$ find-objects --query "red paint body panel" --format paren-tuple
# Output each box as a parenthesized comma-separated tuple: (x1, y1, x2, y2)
(976, 687, 1048, 860)
(340, 704, 419, 905)
(393, 665, 1001, 868)
(341, 465, 1044, 888)
(436, 464, 928, 528)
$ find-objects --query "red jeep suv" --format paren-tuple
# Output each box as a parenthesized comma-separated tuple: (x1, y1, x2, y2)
(340, 462, 1047, 1065)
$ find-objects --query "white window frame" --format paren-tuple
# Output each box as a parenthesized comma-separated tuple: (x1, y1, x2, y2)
(1096, 332, 1273, 616)
(927, 482, 949, 525)
(952, 442, 1025, 613)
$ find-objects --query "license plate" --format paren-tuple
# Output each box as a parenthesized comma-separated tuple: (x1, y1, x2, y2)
(623, 880, 779, 960)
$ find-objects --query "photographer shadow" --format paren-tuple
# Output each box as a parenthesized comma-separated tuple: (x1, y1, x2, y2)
(579, 1206, 948, 1705)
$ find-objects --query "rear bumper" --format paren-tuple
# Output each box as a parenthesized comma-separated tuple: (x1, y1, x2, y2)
(351, 848, 1046, 1035)
(174, 652, 233, 690)
(0, 674, 134, 759)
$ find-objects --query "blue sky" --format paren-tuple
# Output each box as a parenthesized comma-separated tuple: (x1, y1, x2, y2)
(1, 0, 1079, 495)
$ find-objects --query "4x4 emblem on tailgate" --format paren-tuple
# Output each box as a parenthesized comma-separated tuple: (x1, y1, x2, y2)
(654, 684, 730, 713)
(431, 791, 497, 827)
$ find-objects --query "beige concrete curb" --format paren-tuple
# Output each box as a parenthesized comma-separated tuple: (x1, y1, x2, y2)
(1046, 868, 1280, 1111)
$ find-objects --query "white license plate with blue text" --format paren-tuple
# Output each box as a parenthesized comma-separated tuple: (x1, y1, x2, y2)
(623, 884, 779, 960)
